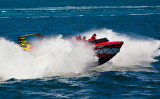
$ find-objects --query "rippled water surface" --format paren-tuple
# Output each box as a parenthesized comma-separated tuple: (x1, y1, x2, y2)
(0, 0, 160, 98)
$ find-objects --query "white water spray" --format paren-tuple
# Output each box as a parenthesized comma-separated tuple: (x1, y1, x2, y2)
(82, 29, 160, 71)
(0, 36, 96, 80)
(0, 29, 160, 80)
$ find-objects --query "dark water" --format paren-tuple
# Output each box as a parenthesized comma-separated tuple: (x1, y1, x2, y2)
(0, 0, 160, 98)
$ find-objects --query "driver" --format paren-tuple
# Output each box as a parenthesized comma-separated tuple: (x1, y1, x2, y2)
(88, 33, 97, 41)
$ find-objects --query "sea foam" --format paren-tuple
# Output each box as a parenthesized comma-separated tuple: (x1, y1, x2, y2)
(0, 36, 95, 80)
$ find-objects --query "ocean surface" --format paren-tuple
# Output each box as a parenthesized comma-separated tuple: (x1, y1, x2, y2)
(0, 0, 160, 98)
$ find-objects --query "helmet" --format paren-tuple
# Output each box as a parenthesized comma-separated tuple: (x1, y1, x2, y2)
(93, 33, 96, 36)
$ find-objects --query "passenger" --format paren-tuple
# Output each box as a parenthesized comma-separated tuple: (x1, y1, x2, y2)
(88, 33, 97, 41)
(78, 35, 82, 40)
(82, 36, 87, 42)
(75, 36, 78, 40)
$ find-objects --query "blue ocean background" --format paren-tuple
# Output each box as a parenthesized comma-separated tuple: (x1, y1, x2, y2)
(0, 0, 160, 98)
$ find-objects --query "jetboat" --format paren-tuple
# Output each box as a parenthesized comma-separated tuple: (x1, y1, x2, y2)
(90, 38, 123, 66)
(18, 34, 124, 66)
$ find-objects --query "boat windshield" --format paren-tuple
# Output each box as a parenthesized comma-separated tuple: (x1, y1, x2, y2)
(90, 38, 109, 44)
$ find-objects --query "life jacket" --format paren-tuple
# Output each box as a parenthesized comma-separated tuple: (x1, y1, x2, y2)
(75, 36, 78, 40)
(88, 36, 96, 41)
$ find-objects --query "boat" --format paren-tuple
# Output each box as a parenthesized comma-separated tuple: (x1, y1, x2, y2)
(18, 34, 124, 66)
(90, 38, 123, 66)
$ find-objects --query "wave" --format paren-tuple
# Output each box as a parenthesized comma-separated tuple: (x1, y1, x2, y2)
(0, 6, 159, 18)
(0, 17, 10, 18)
(129, 13, 160, 16)
(1, 11, 7, 13)
(26, 16, 50, 18)
(0, 6, 159, 11)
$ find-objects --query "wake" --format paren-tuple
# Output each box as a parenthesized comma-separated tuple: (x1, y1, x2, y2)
(0, 36, 95, 80)
(0, 28, 160, 80)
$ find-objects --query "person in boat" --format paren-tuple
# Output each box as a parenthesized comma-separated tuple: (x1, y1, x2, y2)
(75, 35, 82, 40)
(75, 36, 78, 40)
(35, 33, 45, 40)
(82, 36, 87, 42)
(78, 35, 82, 40)
(88, 33, 97, 41)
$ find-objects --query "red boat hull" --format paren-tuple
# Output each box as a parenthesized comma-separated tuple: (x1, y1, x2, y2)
(92, 39, 124, 66)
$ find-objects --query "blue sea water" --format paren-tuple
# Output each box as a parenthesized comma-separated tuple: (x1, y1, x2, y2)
(0, 0, 160, 98)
